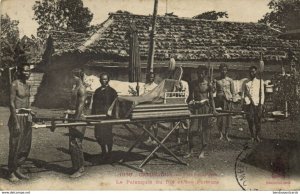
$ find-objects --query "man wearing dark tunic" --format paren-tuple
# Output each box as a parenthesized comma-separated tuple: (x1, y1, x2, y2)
(68, 68, 87, 178)
(8, 64, 32, 182)
(215, 63, 235, 141)
(92, 73, 117, 160)
(185, 66, 217, 159)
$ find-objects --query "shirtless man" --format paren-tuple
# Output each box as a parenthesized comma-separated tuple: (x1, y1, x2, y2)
(7, 64, 32, 182)
(185, 66, 217, 159)
(215, 63, 235, 141)
(68, 68, 87, 178)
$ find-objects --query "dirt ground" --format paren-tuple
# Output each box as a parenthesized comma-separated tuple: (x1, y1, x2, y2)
(0, 106, 300, 190)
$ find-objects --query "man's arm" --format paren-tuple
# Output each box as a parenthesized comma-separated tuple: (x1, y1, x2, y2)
(74, 86, 86, 119)
(229, 78, 235, 97)
(244, 83, 255, 105)
(260, 80, 265, 105)
(91, 90, 98, 115)
(187, 82, 194, 103)
(208, 83, 217, 115)
(9, 81, 20, 129)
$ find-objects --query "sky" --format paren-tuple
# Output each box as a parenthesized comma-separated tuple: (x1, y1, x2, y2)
(1, 0, 271, 37)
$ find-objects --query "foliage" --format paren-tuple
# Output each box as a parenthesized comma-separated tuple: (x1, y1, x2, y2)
(0, 14, 20, 69)
(272, 73, 300, 119)
(58, 0, 93, 33)
(33, 0, 93, 38)
(258, 0, 300, 31)
(193, 11, 228, 20)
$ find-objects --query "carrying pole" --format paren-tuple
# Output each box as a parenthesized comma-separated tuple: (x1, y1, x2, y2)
(147, 0, 158, 74)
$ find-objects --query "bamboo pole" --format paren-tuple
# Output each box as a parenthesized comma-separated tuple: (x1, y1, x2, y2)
(147, 0, 158, 73)
(32, 111, 246, 129)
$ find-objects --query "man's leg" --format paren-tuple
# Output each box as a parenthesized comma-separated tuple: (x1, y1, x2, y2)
(94, 125, 105, 154)
(199, 117, 208, 159)
(254, 106, 262, 142)
(224, 101, 232, 142)
(246, 105, 255, 142)
(105, 125, 114, 160)
(69, 127, 85, 178)
(217, 117, 224, 140)
(152, 123, 159, 145)
(184, 119, 196, 158)
(8, 132, 20, 182)
(225, 115, 232, 142)
(143, 122, 152, 145)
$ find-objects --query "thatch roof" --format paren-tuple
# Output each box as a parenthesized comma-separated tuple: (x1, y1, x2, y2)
(49, 30, 89, 56)
(49, 12, 300, 62)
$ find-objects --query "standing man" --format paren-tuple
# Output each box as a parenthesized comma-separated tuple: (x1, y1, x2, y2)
(215, 63, 235, 141)
(7, 64, 32, 182)
(68, 68, 87, 178)
(92, 73, 117, 161)
(185, 66, 217, 159)
(243, 66, 265, 142)
(142, 72, 159, 145)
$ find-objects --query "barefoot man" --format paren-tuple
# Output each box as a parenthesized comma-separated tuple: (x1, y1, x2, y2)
(185, 66, 217, 159)
(7, 64, 32, 182)
(68, 68, 87, 178)
(215, 63, 235, 141)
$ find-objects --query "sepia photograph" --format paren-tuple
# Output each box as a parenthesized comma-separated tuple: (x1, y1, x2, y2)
(0, 0, 300, 191)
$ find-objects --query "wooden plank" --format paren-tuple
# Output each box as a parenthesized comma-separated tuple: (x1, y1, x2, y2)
(132, 107, 188, 113)
(134, 103, 188, 109)
(131, 110, 191, 119)
(131, 111, 191, 119)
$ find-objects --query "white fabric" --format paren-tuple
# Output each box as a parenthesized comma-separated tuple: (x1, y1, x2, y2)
(244, 78, 265, 105)
(84, 74, 189, 100)
(84, 75, 145, 95)
(141, 82, 158, 95)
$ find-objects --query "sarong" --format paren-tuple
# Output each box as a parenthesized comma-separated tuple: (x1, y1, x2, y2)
(7, 113, 32, 173)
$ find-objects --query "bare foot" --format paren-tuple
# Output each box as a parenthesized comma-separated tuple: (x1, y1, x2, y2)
(152, 140, 158, 145)
(15, 169, 29, 180)
(184, 152, 192, 158)
(70, 167, 85, 178)
(219, 133, 224, 140)
(184, 149, 193, 158)
(144, 138, 152, 145)
(225, 135, 232, 142)
(198, 152, 205, 159)
(8, 172, 20, 182)
(255, 136, 262, 142)
(177, 138, 181, 144)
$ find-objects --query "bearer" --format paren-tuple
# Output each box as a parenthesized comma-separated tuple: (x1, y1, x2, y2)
(215, 63, 235, 141)
(185, 66, 217, 159)
(7, 64, 32, 182)
(68, 68, 87, 178)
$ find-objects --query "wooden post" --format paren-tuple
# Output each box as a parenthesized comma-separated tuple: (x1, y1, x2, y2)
(147, 0, 158, 74)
